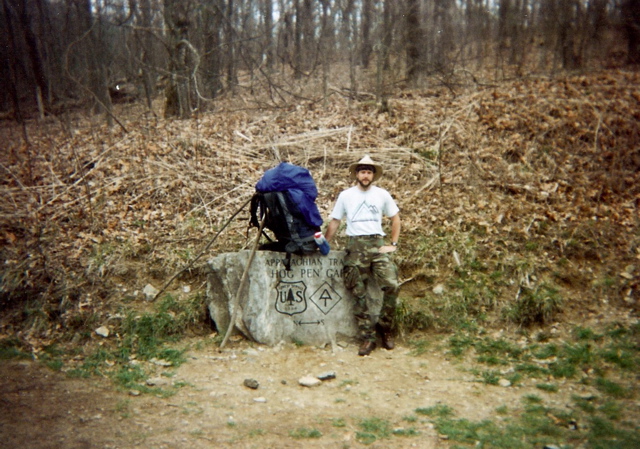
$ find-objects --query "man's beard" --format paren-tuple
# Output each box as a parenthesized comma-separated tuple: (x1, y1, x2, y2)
(357, 179, 372, 189)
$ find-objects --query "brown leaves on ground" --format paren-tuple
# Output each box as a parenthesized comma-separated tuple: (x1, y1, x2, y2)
(0, 69, 638, 341)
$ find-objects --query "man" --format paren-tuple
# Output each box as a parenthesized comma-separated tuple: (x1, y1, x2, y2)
(325, 155, 401, 356)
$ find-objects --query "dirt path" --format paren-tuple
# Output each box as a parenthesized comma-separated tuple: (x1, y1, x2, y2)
(0, 337, 591, 448)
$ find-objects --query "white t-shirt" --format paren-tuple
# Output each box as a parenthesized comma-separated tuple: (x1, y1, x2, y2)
(330, 185, 399, 236)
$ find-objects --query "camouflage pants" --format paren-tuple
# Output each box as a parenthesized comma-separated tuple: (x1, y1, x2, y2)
(343, 236, 399, 342)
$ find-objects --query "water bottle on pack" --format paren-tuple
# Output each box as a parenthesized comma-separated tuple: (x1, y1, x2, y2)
(314, 232, 330, 255)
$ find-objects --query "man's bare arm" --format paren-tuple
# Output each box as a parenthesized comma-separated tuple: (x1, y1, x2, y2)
(390, 213, 401, 244)
(324, 218, 341, 242)
(379, 213, 401, 253)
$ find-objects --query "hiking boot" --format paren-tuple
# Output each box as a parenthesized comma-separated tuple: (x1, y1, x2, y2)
(376, 323, 395, 350)
(358, 341, 376, 356)
(380, 332, 395, 350)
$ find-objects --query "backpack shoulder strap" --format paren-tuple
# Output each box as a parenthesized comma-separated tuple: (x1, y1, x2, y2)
(274, 191, 299, 241)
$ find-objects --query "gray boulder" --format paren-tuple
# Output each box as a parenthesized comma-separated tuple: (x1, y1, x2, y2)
(206, 250, 382, 347)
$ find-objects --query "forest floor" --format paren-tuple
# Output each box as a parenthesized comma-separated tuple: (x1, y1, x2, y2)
(1, 322, 629, 449)
(1, 67, 639, 448)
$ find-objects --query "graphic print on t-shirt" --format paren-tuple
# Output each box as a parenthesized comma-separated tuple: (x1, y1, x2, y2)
(352, 201, 380, 223)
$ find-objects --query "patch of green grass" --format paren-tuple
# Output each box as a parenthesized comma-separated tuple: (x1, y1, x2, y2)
(438, 417, 505, 446)
(423, 400, 570, 449)
(599, 400, 623, 421)
(475, 337, 524, 364)
(247, 429, 266, 437)
(600, 348, 636, 370)
(330, 417, 346, 427)
(396, 297, 435, 332)
(392, 427, 420, 437)
(418, 383, 639, 449)
(476, 353, 503, 365)
(339, 379, 358, 387)
(67, 347, 113, 378)
(548, 358, 578, 378)
(572, 394, 597, 414)
(113, 295, 198, 365)
(515, 362, 550, 378)
(355, 432, 377, 445)
(39, 344, 66, 371)
(110, 363, 181, 397)
(289, 427, 322, 439)
(64, 311, 101, 335)
(448, 332, 475, 357)
(415, 404, 455, 418)
(356, 417, 391, 444)
(408, 322, 640, 447)
(43, 357, 64, 371)
(397, 233, 521, 331)
(523, 394, 543, 404)
(504, 283, 563, 326)
(594, 377, 628, 399)
(506, 372, 523, 385)
(532, 342, 559, 359)
(113, 364, 148, 388)
(0, 338, 32, 360)
(189, 429, 204, 437)
(115, 399, 131, 418)
(63, 294, 201, 393)
(574, 326, 602, 341)
(536, 383, 559, 392)
(479, 369, 501, 385)
(119, 312, 184, 360)
(544, 341, 593, 379)
(407, 338, 430, 356)
(587, 416, 640, 448)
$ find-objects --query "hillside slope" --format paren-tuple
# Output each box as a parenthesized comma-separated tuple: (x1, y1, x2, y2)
(0, 69, 638, 340)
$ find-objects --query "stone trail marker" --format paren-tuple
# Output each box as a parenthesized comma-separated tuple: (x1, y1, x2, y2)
(207, 250, 382, 347)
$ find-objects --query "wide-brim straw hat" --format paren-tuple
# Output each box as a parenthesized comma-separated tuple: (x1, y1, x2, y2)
(349, 155, 383, 182)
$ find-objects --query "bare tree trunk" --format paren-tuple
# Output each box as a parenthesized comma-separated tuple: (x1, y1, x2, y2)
(76, 0, 113, 126)
(264, 0, 274, 71)
(339, 0, 357, 98)
(319, 0, 330, 100)
(301, 0, 315, 73)
(406, 0, 421, 82)
(164, 0, 192, 118)
(279, 10, 294, 73)
(361, 0, 373, 69)
(225, 0, 237, 87)
(497, 0, 511, 70)
(558, 0, 581, 69)
(538, 0, 558, 71)
(433, 0, 455, 73)
(293, 0, 302, 77)
(2, 0, 25, 125)
(622, 0, 640, 64)
(382, 0, 392, 71)
(586, 0, 608, 60)
(291, 0, 315, 76)
(201, 0, 224, 98)
(137, 0, 156, 110)
(16, 0, 49, 119)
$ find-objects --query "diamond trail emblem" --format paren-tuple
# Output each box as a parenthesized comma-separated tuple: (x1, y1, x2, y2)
(309, 282, 342, 315)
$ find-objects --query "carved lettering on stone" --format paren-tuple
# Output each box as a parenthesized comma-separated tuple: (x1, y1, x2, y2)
(207, 250, 382, 347)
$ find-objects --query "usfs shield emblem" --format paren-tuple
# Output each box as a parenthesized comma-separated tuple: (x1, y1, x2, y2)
(275, 280, 307, 316)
